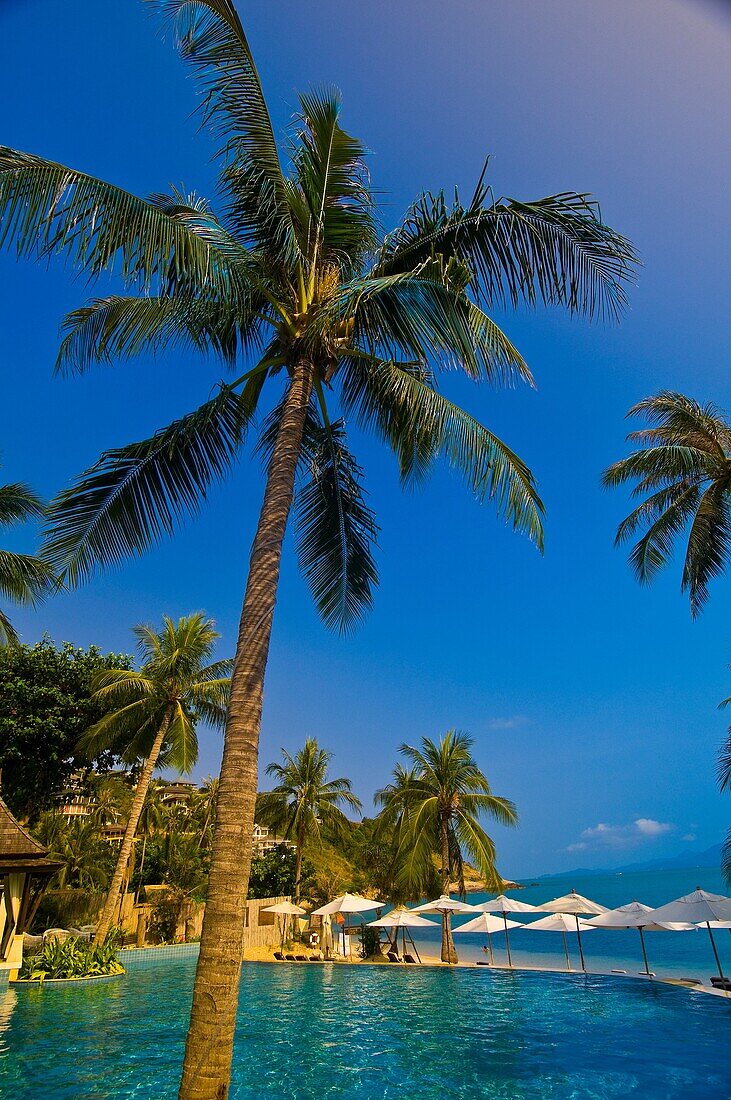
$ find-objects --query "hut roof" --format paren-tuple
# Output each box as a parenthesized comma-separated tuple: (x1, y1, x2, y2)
(0, 797, 47, 860)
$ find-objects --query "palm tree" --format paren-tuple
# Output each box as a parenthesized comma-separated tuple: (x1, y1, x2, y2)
(0, 4, 635, 1092)
(603, 392, 731, 618)
(258, 738, 361, 903)
(80, 613, 231, 944)
(134, 781, 167, 904)
(377, 731, 517, 962)
(0, 473, 56, 645)
(715, 691, 731, 887)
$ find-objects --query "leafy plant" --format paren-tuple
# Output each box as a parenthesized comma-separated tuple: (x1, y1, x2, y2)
(359, 924, 381, 960)
(19, 934, 123, 981)
(148, 889, 185, 943)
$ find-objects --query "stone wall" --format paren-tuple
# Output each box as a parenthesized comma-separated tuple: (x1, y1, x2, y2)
(121, 894, 292, 949)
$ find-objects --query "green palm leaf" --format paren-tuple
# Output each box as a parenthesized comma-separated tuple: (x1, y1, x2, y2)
(149, 0, 296, 256)
(44, 383, 259, 583)
(295, 416, 379, 634)
(0, 146, 235, 293)
(376, 180, 638, 321)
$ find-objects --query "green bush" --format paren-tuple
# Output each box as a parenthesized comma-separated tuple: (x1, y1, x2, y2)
(148, 890, 183, 943)
(33, 888, 105, 932)
(19, 935, 123, 981)
(359, 924, 382, 959)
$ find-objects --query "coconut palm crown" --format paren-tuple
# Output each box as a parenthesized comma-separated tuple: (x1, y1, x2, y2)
(258, 737, 361, 903)
(603, 392, 731, 617)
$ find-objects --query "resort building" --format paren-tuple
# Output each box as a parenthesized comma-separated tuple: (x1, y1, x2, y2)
(0, 797, 60, 983)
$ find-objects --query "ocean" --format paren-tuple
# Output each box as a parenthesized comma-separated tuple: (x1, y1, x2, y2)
(407, 864, 730, 978)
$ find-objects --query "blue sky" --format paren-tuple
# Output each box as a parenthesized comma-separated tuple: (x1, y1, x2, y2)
(1, 0, 730, 877)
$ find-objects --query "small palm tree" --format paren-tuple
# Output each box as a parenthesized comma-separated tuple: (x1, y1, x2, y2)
(81, 613, 231, 944)
(377, 731, 517, 962)
(258, 738, 361, 903)
(603, 392, 731, 617)
(0, 474, 56, 644)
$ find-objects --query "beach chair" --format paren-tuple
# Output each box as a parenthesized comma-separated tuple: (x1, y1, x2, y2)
(710, 976, 731, 991)
(386, 950, 401, 963)
(294, 953, 307, 961)
(273, 951, 284, 961)
(403, 953, 417, 964)
(284, 953, 297, 961)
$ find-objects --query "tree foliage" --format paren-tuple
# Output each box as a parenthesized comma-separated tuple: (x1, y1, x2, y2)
(0, 638, 132, 819)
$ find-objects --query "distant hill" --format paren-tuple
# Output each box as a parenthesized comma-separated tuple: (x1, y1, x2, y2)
(531, 842, 722, 882)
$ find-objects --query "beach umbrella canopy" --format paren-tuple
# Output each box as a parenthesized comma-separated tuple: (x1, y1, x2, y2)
(368, 909, 436, 928)
(541, 890, 608, 915)
(539, 891, 607, 971)
(261, 901, 307, 950)
(311, 893, 383, 916)
(453, 913, 521, 934)
(647, 888, 731, 981)
(518, 912, 597, 972)
(584, 900, 695, 977)
(411, 895, 479, 914)
(475, 894, 543, 914)
(647, 888, 731, 925)
(261, 901, 307, 916)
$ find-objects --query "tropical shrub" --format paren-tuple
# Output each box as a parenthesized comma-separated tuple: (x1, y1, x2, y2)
(359, 925, 381, 959)
(19, 935, 123, 981)
(148, 890, 184, 943)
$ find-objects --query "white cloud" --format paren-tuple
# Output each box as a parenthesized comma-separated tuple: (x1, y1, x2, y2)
(565, 818, 675, 852)
(488, 715, 528, 731)
(682, 833, 697, 842)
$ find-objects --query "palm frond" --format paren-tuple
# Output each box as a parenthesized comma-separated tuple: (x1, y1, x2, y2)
(0, 146, 234, 293)
(43, 383, 259, 583)
(0, 482, 45, 525)
(341, 357, 544, 547)
(149, 1, 296, 255)
(375, 181, 638, 321)
(293, 87, 376, 271)
(0, 549, 56, 604)
(163, 702, 199, 773)
(56, 293, 263, 375)
(295, 414, 379, 633)
(0, 608, 18, 647)
(682, 478, 731, 617)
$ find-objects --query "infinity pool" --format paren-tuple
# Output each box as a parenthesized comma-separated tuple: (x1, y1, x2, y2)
(1, 955, 729, 1098)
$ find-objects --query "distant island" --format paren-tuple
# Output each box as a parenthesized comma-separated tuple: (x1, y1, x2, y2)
(529, 842, 722, 882)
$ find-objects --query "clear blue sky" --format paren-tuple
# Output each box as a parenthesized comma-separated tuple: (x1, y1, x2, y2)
(1, 0, 730, 877)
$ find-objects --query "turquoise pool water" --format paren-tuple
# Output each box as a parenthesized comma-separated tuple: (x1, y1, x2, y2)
(1, 955, 729, 1098)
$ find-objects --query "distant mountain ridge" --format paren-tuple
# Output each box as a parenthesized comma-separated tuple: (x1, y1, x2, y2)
(531, 842, 722, 882)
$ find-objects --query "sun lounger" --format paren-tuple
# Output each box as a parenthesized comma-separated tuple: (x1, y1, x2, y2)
(476, 960, 491, 966)
(710, 976, 731, 990)
(386, 951, 401, 963)
(273, 951, 284, 960)
(284, 953, 297, 961)
(294, 954, 307, 961)
(308, 952, 323, 961)
(403, 953, 417, 964)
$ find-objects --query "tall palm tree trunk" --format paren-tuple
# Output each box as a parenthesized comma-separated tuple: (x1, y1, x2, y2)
(294, 821, 305, 905)
(440, 816, 457, 964)
(94, 711, 172, 945)
(180, 362, 314, 1100)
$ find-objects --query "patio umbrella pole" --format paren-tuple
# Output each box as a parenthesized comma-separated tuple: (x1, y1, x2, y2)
(503, 912, 513, 968)
(638, 927, 651, 977)
(706, 921, 726, 981)
(574, 913, 586, 972)
(561, 930, 570, 971)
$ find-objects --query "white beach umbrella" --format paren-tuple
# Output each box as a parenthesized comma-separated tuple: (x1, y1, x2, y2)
(369, 909, 436, 928)
(311, 893, 383, 957)
(453, 912, 521, 965)
(518, 912, 597, 971)
(474, 895, 544, 967)
(410, 895, 479, 914)
(369, 907, 436, 962)
(311, 892, 383, 916)
(584, 900, 695, 976)
(454, 913, 522, 934)
(409, 896, 479, 965)
(541, 890, 608, 972)
(647, 888, 731, 981)
(261, 900, 307, 950)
